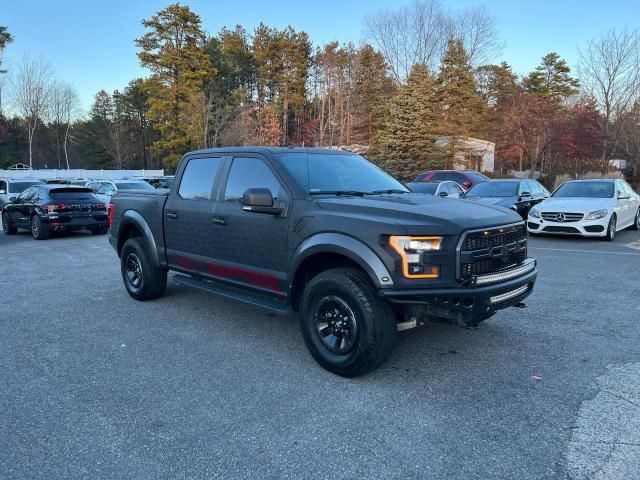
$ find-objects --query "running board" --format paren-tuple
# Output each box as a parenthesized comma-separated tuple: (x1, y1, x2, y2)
(173, 274, 290, 315)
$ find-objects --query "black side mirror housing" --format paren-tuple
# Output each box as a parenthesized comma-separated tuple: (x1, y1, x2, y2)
(521, 191, 531, 197)
(8, 196, 17, 202)
(242, 188, 283, 215)
(438, 191, 448, 197)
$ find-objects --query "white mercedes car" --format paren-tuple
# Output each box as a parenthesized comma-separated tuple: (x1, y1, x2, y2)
(527, 179, 640, 241)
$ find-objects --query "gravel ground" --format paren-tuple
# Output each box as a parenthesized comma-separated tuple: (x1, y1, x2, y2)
(1, 228, 639, 479)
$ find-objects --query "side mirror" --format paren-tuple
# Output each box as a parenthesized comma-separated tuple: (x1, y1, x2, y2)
(521, 191, 532, 197)
(438, 191, 448, 197)
(618, 193, 630, 200)
(242, 188, 283, 215)
(8, 196, 17, 202)
(0, 189, 5, 195)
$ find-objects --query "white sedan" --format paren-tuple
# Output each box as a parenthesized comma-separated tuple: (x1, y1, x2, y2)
(527, 179, 640, 241)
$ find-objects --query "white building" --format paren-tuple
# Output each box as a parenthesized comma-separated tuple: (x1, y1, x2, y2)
(435, 137, 495, 173)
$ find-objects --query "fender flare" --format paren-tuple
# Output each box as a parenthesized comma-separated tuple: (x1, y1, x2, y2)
(289, 233, 394, 289)
(117, 210, 161, 267)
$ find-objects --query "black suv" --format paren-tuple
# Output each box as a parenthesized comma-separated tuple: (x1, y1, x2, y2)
(2, 185, 108, 239)
(108, 148, 537, 377)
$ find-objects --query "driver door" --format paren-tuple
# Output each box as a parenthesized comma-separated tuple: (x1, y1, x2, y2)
(209, 154, 290, 296)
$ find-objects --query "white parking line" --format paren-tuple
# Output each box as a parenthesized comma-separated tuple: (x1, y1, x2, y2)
(530, 247, 640, 256)
(626, 240, 640, 251)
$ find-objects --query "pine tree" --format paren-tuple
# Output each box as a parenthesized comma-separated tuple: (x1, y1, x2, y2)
(377, 63, 445, 180)
(523, 52, 580, 100)
(136, 4, 215, 168)
(435, 37, 486, 159)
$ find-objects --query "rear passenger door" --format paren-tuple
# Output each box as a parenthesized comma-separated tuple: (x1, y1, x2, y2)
(164, 156, 225, 275)
(208, 154, 290, 295)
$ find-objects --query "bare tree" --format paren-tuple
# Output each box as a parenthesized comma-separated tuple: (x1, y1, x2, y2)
(448, 6, 503, 67)
(10, 55, 53, 168)
(364, 0, 448, 82)
(578, 29, 640, 170)
(364, 1, 502, 82)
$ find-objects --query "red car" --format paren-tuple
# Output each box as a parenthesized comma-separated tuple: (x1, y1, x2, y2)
(414, 170, 489, 190)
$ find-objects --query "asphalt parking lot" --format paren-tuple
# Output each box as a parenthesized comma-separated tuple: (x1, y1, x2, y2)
(1, 228, 639, 479)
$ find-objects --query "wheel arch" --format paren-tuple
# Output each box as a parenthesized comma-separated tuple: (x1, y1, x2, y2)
(288, 233, 394, 311)
(116, 210, 160, 266)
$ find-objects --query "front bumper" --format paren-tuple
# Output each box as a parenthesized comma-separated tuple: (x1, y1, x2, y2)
(379, 260, 537, 319)
(527, 215, 609, 237)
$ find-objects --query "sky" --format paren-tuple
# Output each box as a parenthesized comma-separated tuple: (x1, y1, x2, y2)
(2, 0, 640, 112)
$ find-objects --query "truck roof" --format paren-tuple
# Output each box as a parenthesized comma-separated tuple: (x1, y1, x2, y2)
(188, 146, 353, 156)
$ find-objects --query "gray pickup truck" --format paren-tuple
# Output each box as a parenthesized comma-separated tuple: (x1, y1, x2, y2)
(108, 147, 537, 377)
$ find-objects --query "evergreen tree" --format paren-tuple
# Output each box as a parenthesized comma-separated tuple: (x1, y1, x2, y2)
(435, 37, 486, 157)
(523, 52, 580, 100)
(135, 4, 215, 168)
(377, 63, 445, 180)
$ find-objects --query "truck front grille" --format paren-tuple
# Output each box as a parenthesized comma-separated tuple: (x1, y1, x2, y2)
(459, 223, 527, 281)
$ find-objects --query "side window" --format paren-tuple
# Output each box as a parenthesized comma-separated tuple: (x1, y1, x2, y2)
(616, 180, 625, 196)
(97, 183, 115, 195)
(0, 180, 6, 192)
(224, 157, 283, 203)
(19, 187, 35, 201)
(623, 181, 634, 195)
(178, 157, 223, 201)
(431, 172, 447, 181)
(519, 182, 530, 195)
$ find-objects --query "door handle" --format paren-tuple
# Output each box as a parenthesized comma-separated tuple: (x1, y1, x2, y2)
(212, 216, 226, 225)
(165, 211, 178, 220)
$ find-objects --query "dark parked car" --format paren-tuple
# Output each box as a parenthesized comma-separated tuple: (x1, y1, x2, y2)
(108, 147, 537, 377)
(406, 180, 464, 198)
(414, 170, 489, 190)
(1, 185, 108, 239)
(463, 179, 549, 219)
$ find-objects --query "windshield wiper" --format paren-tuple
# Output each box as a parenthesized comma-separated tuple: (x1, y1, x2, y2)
(368, 189, 410, 195)
(309, 190, 368, 196)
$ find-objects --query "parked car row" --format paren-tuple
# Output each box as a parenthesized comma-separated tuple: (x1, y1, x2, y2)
(409, 171, 640, 241)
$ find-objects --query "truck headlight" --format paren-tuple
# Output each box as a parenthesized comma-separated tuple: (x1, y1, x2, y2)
(389, 236, 441, 279)
(529, 208, 540, 218)
(585, 209, 608, 220)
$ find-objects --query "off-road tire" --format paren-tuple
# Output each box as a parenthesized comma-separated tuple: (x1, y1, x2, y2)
(299, 267, 397, 377)
(120, 237, 167, 301)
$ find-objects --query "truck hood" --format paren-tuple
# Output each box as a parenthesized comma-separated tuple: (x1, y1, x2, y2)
(316, 193, 523, 235)
(536, 197, 614, 212)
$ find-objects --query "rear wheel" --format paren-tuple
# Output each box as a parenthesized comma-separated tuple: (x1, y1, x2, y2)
(299, 267, 396, 377)
(603, 214, 616, 241)
(31, 216, 50, 240)
(632, 209, 640, 231)
(2, 212, 17, 235)
(120, 237, 167, 300)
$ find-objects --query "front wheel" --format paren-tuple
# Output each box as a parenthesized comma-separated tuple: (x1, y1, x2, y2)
(299, 267, 397, 377)
(120, 237, 167, 300)
(2, 212, 17, 235)
(603, 214, 616, 241)
(31, 216, 50, 240)
(631, 209, 640, 231)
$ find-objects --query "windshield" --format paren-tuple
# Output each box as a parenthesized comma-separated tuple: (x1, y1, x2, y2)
(407, 182, 438, 194)
(276, 153, 408, 195)
(553, 181, 614, 198)
(9, 181, 41, 193)
(114, 182, 155, 190)
(465, 181, 518, 197)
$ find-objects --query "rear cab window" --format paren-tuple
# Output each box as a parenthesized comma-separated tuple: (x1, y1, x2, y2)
(178, 157, 224, 200)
